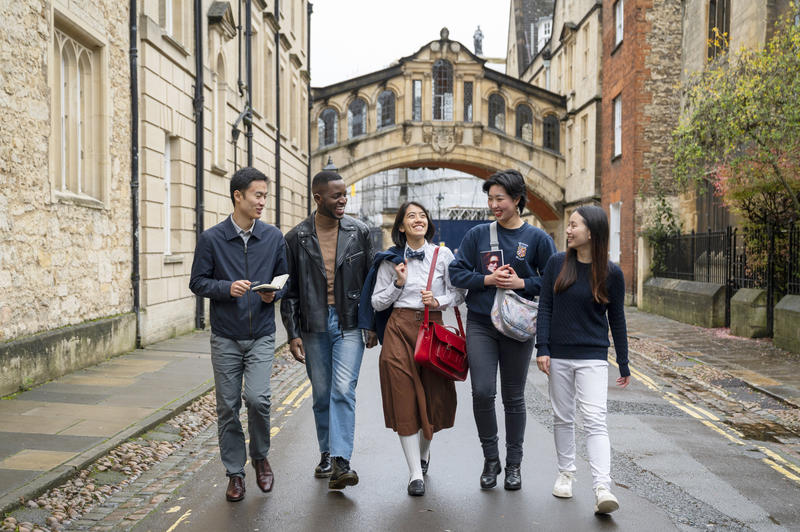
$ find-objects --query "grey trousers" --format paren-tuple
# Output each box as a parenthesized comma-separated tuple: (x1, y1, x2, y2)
(210, 333, 275, 478)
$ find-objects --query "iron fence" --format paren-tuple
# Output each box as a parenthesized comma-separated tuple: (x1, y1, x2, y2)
(652, 222, 797, 333)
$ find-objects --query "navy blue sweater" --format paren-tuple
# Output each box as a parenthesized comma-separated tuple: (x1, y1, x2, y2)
(535, 252, 629, 377)
(448, 222, 556, 322)
(189, 217, 288, 340)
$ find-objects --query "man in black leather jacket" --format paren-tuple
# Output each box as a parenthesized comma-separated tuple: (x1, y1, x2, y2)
(281, 168, 377, 490)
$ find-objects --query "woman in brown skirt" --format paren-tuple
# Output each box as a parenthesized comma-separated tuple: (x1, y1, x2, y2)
(370, 201, 465, 496)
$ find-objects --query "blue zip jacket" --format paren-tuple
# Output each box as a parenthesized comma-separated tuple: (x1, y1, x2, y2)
(189, 216, 288, 340)
(357, 246, 404, 343)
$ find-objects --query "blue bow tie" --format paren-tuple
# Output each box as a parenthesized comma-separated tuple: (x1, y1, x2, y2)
(405, 248, 426, 261)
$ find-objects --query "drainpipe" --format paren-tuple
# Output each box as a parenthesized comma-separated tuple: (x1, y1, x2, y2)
(274, 0, 282, 229)
(129, 0, 141, 348)
(306, 2, 313, 215)
(245, 0, 253, 165)
(193, 0, 205, 329)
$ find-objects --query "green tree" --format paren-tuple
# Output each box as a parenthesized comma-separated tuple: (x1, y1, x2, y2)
(672, 10, 800, 227)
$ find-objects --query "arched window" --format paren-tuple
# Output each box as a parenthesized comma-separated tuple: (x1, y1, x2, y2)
(515, 104, 533, 142)
(214, 52, 227, 168)
(376, 90, 395, 129)
(348, 97, 366, 138)
(543, 114, 560, 152)
(432, 59, 453, 120)
(488, 93, 505, 132)
(318, 108, 338, 147)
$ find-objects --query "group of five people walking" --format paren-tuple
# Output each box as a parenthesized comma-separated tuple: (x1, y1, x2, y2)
(189, 165, 629, 515)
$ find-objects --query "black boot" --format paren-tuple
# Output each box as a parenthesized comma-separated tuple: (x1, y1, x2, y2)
(480, 458, 502, 489)
(504, 463, 521, 490)
(328, 457, 359, 489)
(314, 451, 332, 478)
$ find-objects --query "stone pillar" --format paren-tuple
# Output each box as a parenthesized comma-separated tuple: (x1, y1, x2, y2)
(455, 74, 464, 122)
(474, 77, 483, 124)
(403, 75, 412, 122)
(423, 72, 432, 122)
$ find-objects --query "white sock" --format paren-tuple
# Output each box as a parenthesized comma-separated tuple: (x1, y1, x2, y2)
(399, 433, 423, 481)
(418, 430, 431, 462)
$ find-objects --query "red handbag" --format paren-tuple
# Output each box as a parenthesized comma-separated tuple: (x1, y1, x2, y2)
(413, 247, 469, 381)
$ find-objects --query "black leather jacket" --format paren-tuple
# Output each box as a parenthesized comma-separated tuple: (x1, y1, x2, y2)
(281, 213, 375, 339)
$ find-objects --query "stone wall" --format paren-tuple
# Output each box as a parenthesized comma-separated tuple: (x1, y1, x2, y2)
(775, 295, 800, 353)
(0, 0, 133, 344)
(640, 277, 726, 328)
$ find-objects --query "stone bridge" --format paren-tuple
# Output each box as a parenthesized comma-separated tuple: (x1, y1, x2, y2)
(310, 28, 566, 225)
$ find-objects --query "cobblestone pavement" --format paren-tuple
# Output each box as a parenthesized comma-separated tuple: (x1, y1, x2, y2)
(2, 345, 307, 532)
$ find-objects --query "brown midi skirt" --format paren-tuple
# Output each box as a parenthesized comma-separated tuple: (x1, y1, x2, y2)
(379, 308, 457, 440)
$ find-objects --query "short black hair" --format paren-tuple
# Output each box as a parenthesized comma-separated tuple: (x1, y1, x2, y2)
(391, 202, 436, 247)
(482, 169, 527, 214)
(230, 167, 268, 206)
(312, 169, 344, 191)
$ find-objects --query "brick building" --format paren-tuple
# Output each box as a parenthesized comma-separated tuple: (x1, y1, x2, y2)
(600, 0, 683, 299)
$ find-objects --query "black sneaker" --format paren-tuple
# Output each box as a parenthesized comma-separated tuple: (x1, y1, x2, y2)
(328, 457, 359, 489)
(314, 452, 332, 478)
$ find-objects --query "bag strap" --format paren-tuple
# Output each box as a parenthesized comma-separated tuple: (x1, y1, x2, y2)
(489, 222, 499, 251)
(423, 246, 440, 325)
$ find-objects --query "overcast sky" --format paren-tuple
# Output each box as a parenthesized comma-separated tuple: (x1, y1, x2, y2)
(309, 0, 511, 87)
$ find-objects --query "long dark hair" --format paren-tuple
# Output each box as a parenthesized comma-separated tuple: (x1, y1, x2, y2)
(391, 201, 436, 247)
(554, 205, 610, 304)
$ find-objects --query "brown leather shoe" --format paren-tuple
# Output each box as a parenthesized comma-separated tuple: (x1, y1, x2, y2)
(226, 476, 245, 502)
(253, 458, 274, 492)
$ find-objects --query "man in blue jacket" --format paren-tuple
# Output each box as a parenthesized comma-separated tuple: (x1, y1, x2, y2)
(189, 167, 287, 502)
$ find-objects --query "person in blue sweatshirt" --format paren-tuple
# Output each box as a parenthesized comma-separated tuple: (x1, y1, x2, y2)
(449, 169, 556, 491)
(535, 204, 630, 515)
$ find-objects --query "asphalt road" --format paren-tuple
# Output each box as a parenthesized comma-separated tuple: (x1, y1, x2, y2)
(133, 341, 800, 532)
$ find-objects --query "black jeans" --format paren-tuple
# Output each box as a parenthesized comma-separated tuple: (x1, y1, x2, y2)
(466, 315, 534, 465)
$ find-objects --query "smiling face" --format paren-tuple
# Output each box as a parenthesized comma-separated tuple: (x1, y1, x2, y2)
(487, 184, 521, 224)
(314, 179, 348, 219)
(487, 254, 500, 272)
(566, 211, 591, 251)
(233, 179, 268, 222)
(399, 203, 428, 241)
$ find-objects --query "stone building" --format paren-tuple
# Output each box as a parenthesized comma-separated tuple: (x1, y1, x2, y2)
(521, 0, 604, 250)
(505, 0, 555, 78)
(0, 0, 310, 395)
(679, 0, 793, 233)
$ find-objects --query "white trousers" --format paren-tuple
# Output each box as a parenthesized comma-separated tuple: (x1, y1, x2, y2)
(548, 358, 611, 489)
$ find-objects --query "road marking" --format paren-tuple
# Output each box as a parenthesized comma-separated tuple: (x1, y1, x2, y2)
(166, 509, 191, 531)
(271, 426, 280, 437)
(763, 458, 800, 483)
(293, 387, 312, 407)
(611, 355, 800, 486)
(165, 506, 181, 514)
(283, 379, 310, 405)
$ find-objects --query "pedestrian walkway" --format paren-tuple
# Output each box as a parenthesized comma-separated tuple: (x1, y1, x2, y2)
(0, 317, 288, 514)
(626, 307, 800, 407)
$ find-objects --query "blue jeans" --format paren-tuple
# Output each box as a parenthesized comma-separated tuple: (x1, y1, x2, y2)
(210, 333, 275, 477)
(302, 306, 365, 460)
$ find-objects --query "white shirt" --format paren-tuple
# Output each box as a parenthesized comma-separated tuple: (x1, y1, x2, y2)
(371, 241, 465, 311)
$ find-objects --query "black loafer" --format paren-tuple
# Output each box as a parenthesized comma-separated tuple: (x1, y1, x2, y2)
(421, 453, 430, 476)
(480, 458, 502, 489)
(407, 479, 425, 496)
(504, 463, 521, 490)
(314, 452, 332, 478)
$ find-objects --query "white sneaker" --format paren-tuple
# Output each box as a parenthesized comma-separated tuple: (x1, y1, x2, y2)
(594, 485, 619, 514)
(552, 471, 574, 498)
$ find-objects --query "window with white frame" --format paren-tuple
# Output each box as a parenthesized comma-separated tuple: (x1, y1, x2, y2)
(609, 202, 622, 263)
(614, 0, 624, 46)
(580, 114, 588, 170)
(412, 79, 422, 121)
(613, 95, 622, 157)
(54, 26, 104, 201)
(161, 0, 187, 45)
(263, 44, 274, 123)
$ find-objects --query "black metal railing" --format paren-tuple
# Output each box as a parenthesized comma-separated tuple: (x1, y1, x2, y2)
(652, 222, 796, 333)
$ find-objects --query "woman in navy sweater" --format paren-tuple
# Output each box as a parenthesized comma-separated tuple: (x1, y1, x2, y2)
(449, 170, 556, 490)
(535, 205, 630, 515)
